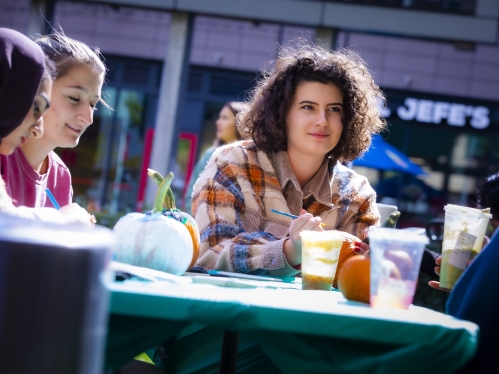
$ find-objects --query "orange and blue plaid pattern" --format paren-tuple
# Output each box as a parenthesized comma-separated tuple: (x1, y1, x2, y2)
(192, 140, 379, 276)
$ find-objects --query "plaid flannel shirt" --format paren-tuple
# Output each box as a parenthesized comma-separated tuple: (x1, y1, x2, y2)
(192, 140, 380, 277)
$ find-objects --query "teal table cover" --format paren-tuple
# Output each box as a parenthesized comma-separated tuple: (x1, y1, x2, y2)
(105, 277, 477, 373)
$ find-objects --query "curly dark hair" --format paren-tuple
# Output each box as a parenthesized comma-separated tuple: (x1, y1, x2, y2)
(238, 42, 386, 161)
(476, 172, 499, 220)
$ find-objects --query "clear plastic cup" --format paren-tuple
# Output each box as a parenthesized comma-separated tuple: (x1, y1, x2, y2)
(300, 230, 344, 291)
(369, 228, 428, 310)
(439, 205, 492, 289)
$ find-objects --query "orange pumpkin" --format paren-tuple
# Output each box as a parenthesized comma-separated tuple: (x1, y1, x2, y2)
(337, 255, 371, 304)
(332, 238, 358, 289)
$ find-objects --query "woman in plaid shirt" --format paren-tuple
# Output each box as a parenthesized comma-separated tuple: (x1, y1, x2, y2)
(192, 42, 386, 276)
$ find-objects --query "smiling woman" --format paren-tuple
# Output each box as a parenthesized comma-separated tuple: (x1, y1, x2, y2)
(0, 28, 91, 226)
(191, 41, 386, 276)
(0, 31, 105, 222)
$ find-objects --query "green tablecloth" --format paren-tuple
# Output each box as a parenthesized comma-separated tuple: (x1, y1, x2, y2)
(105, 277, 477, 373)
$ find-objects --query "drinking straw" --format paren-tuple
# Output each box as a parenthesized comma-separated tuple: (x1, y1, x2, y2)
(270, 209, 327, 227)
(46, 188, 61, 210)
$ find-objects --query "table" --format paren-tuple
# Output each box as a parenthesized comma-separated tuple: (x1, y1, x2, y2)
(104, 275, 478, 374)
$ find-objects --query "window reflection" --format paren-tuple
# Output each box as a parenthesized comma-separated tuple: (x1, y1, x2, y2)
(59, 87, 147, 215)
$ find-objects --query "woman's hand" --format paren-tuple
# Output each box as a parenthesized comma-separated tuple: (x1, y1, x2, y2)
(428, 256, 451, 292)
(59, 203, 95, 227)
(340, 231, 370, 255)
(284, 209, 323, 267)
(428, 251, 481, 292)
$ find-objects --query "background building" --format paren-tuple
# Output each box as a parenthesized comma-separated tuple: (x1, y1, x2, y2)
(1, 0, 498, 226)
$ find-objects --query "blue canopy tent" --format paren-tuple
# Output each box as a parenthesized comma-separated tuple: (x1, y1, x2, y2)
(353, 135, 427, 176)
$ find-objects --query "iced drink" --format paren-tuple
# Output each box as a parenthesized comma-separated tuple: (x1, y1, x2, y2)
(440, 205, 491, 289)
(300, 230, 343, 291)
(369, 228, 428, 310)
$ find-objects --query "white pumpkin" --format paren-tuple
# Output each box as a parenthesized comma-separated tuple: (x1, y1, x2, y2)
(113, 173, 194, 275)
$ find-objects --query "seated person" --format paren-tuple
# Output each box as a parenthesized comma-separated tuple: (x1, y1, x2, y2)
(429, 230, 499, 373)
(0, 28, 90, 225)
(191, 43, 385, 276)
(1, 31, 106, 222)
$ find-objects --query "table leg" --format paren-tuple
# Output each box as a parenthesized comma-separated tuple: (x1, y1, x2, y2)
(219, 330, 240, 374)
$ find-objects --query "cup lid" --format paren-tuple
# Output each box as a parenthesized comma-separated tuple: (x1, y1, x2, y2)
(299, 230, 344, 240)
(368, 227, 429, 245)
(444, 204, 493, 219)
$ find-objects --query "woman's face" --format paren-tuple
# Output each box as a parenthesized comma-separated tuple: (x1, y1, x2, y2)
(0, 78, 51, 155)
(40, 64, 104, 149)
(286, 81, 344, 160)
(216, 106, 238, 144)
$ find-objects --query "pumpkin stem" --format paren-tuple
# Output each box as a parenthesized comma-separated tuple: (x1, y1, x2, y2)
(147, 168, 177, 210)
(153, 172, 174, 214)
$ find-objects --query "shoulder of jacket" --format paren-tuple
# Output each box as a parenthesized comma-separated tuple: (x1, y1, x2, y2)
(212, 140, 260, 162)
(332, 161, 373, 192)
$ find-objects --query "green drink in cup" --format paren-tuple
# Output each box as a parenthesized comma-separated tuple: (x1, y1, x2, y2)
(300, 230, 344, 290)
(440, 205, 492, 289)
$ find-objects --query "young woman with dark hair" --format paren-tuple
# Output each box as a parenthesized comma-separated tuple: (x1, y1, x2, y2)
(191, 43, 386, 275)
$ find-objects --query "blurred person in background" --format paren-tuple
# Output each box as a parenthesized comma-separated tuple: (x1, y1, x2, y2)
(183, 101, 248, 213)
(0, 27, 90, 225)
(191, 42, 384, 276)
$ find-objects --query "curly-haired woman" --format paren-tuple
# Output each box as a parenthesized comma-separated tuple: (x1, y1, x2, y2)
(191, 43, 386, 276)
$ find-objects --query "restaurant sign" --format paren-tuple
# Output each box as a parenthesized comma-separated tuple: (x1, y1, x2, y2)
(380, 90, 499, 130)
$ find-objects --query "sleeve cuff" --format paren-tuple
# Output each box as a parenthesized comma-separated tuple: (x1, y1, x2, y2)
(261, 238, 301, 277)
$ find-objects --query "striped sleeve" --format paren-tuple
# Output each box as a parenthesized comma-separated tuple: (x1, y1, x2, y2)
(192, 146, 300, 276)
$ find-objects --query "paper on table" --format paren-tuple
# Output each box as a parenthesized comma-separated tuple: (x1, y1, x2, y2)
(109, 261, 191, 284)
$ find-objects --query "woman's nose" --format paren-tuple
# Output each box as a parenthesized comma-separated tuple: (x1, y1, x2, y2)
(30, 117, 44, 138)
(315, 111, 328, 126)
(78, 106, 94, 126)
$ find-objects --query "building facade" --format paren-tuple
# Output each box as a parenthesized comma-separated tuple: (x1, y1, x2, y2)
(1, 0, 498, 225)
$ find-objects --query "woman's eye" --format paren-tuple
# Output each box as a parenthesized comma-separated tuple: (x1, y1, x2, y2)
(69, 96, 79, 102)
(329, 107, 341, 112)
(33, 103, 40, 113)
(302, 105, 313, 110)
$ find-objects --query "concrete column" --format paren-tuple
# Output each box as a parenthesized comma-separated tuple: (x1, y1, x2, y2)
(315, 27, 337, 50)
(145, 11, 192, 206)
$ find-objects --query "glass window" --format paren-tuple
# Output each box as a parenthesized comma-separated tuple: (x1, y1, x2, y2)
(59, 87, 147, 214)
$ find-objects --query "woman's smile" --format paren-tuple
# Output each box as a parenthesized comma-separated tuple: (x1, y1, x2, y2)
(66, 123, 82, 134)
(308, 132, 330, 139)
